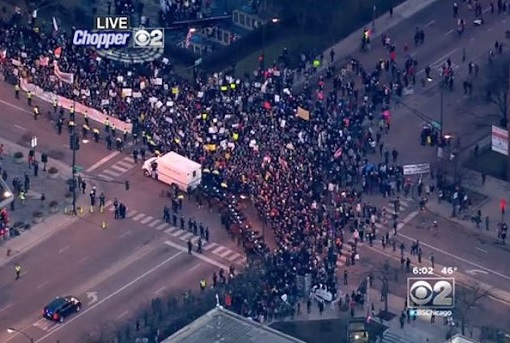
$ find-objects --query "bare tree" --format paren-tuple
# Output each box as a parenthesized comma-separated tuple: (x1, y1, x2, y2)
(370, 260, 396, 315)
(453, 282, 492, 336)
(483, 58, 510, 124)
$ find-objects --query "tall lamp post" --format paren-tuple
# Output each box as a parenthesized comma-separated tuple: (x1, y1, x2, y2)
(70, 130, 80, 215)
(7, 327, 34, 343)
(261, 17, 280, 67)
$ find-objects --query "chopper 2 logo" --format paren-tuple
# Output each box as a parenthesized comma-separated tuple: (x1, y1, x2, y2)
(407, 277, 455, 309)
(72, 16, 164, 50)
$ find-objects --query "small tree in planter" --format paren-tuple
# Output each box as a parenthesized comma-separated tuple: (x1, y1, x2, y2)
(13, 151, 24, 164)
(49, 201, 59, 214)
(32, 211, 44, 224)
(48, 167, 59, 179)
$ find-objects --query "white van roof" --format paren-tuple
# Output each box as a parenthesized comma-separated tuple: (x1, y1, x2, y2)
(159, 152, 201, 172)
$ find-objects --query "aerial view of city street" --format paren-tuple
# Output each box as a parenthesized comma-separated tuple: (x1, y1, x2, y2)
(2, 0, 510, 342)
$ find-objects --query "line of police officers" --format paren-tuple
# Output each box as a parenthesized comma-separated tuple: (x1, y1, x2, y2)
(15, 84, 134, 151)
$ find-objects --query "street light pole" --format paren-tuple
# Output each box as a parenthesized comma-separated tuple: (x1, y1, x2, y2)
(70, 130, 80, 215)
(440, 88, 444, 140)
(7, 327, 34, 343)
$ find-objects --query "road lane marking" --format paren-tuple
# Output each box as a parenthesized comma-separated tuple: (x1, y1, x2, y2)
(102, 169, 122, 177)
(116, 310, 129, 319)
(164, 241, 229, 270)
(213, 246, 226, 255)
(36, 281, 49, 289)
(148, 219, 161, 227)
(0, 98, 32, 114)
(189, 264, 201, 272)
(179, 232, 194, 240)
(217, 249, 232, 258)
(35, 251, 184, 342)
(227, 252, 243, 261)
(58, 246, 69, 254)
(172, 229, 186, 237)
(476, 247, 488, 253)
(429, 48, 458, 69)
(191, 236, 200, 244)
(363, 242, 510, 306)
(79, 256, 90, 263)
(85, 151, 120, 173)
(14, 124, 26, 131)
(119, 231, 132, 239)
(96, 174, 114, 182)
(111, 164, 130, 173)
(155, 223, 168, 231)
(125, 210, 138, 218)
(140, 216, 154, 224)
(425, 20, 435, 27)
(155, 287, 165, 295)
(132, 213, 146, 221)
(203, 242, 218, 251)
(444, 29, 454, 36)
(164, 226, 178, 234)
(397, 231, 510, 281)
(0, 303, 12, 313)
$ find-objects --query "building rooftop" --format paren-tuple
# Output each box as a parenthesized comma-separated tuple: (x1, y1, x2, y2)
(161, 307, 307, 343)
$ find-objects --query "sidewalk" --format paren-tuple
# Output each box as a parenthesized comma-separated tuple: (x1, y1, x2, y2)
(293, 0, 442, 90)
(292, 285, 454, 343)
(0, 138, 90, 268)
(426, 168, 508, 245)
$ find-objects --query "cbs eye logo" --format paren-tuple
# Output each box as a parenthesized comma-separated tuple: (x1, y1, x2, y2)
(407, 277, 455, 309)
(132, 28, 164, 48)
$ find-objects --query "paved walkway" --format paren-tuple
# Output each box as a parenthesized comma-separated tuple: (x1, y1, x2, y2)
(0, 138, 90, 268)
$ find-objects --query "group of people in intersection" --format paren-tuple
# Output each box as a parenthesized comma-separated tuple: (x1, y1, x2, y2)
(0, 2, 482, 322)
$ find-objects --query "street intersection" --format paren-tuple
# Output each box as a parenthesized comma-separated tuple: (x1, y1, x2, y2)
(1, 0, 510, 342)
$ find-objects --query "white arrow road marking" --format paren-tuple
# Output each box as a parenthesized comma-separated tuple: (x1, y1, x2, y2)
(465, 269, 489, 276)
(86, 291, 99, 304)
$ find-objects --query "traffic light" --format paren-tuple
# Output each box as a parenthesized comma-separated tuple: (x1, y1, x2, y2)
(125, 180, 130, 191)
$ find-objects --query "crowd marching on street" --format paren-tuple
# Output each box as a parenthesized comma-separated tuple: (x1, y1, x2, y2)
(0, 1, 498, 321)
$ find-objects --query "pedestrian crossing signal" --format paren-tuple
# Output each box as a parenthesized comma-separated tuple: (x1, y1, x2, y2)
(125, 180, 130, 190)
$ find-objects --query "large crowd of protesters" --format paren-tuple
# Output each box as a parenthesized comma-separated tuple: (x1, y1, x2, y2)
(0, 5, 443, 323)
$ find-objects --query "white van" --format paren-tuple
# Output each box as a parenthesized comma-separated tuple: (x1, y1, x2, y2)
(142, 152, 202, 192)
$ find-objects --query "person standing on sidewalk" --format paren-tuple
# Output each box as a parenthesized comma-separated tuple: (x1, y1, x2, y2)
(343, 270, 348, 285)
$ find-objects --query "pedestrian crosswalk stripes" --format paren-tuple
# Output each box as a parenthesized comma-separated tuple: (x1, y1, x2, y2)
(382, 332, 409, 343)
(102, 202, 247, 265)
(171, 229, 184, 237)
(125, 210, 138, 218)
(227, 252, 243, 261)
(203, 242, 218, 251)
(139, 216, 154, 224)
(132, 213, 146, 221)
(156, 223, 168, 231)
(97, 174, 114, 181)
(164, 226, 177, 234)
(336, 198, 415, 268)
(180, 232, 194, 241)
(148, 219, 161, 227)
(33, 318, 57, 332)
(96, 156, 136, 180)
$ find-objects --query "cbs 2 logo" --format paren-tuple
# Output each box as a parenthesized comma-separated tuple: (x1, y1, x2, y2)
(408, 277, 455, 308)
(132, 28, 164, 48)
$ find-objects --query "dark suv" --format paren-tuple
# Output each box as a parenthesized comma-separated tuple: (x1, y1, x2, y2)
(43, 296, 81, 323)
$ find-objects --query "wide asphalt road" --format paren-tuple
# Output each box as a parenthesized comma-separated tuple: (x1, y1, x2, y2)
(0, 205, 236, 343)
(1, 0, 508, 340)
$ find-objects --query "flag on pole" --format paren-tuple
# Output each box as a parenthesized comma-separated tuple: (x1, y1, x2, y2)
(52, 17, 59, 32)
